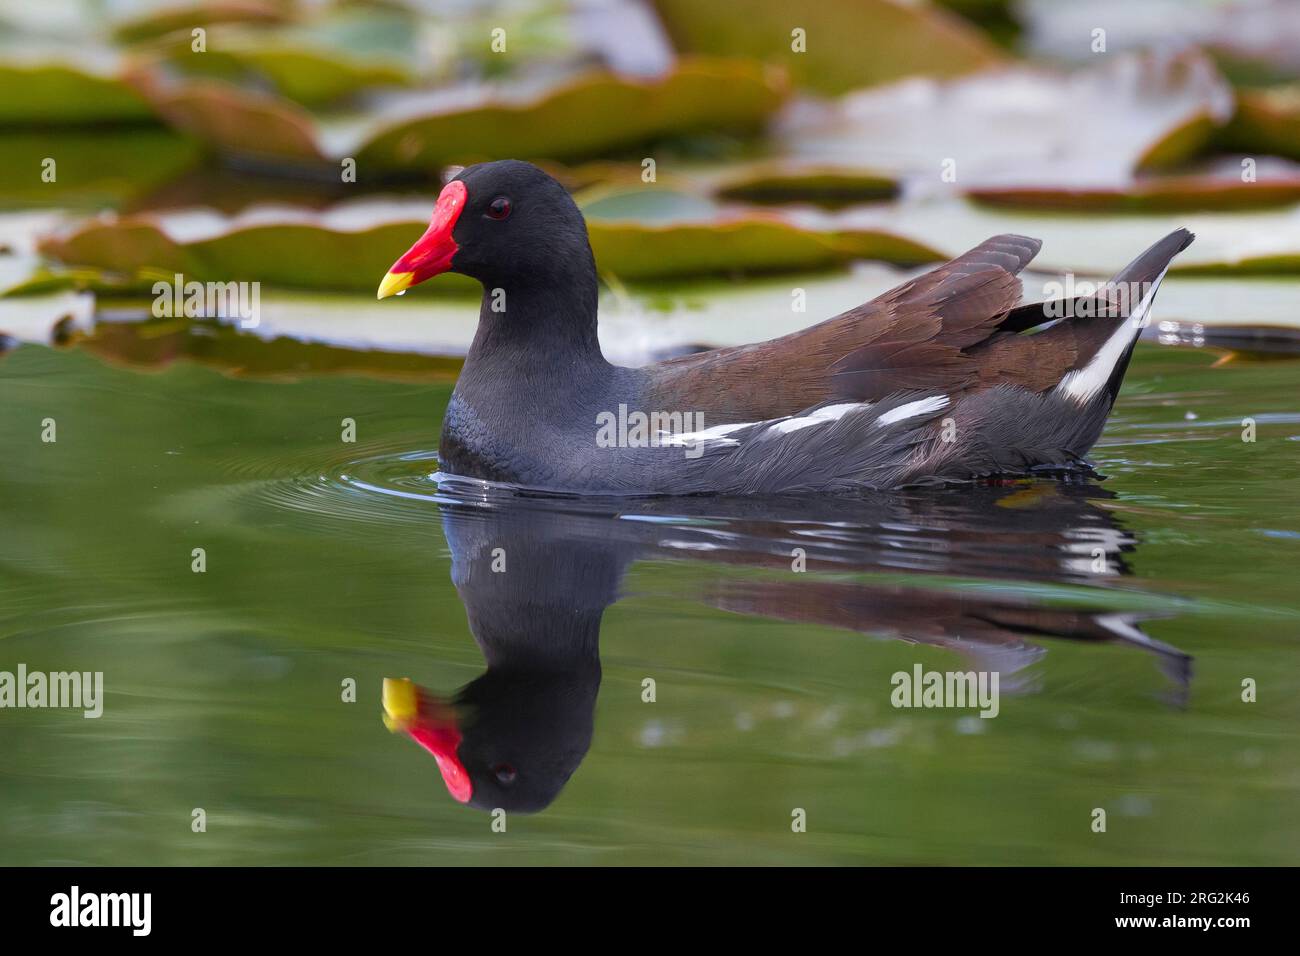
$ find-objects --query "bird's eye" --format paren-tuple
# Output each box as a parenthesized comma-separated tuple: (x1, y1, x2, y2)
(486, 196, 512, 220)
(492, 763, 517, 785)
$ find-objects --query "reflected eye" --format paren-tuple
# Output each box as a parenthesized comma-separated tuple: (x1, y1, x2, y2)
(492, 763, 517, 785)
(486, 196, 512, 220)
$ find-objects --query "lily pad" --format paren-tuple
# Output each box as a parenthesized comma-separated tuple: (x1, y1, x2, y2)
(0, 129, 203, 207)
(144, 10, 419, 107)
(582, 189, 939, 279)
(710, 161, 899, 206)
(35, 265, 1300, 378)
(350, 57, 786, 170)
(35, 190, 944, 290)
(80, 316, 467, 383)
(968, 174, 1300, 213)
(130, 57, 786, 170)
(0, 58, 158, 125)
(140, 78, 328, 162)
(651, 0, 1004, 94)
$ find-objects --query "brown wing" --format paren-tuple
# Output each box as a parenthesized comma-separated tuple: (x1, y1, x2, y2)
(646, 234, 1048, 421)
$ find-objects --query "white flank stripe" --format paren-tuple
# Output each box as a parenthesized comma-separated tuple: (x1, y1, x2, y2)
(1057, 266, 1168, 403)
(875, 395, 949, 427)
(765, 402, 868, 436)
(658, 421, 755, 446)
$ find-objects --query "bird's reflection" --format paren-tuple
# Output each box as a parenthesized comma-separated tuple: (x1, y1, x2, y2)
(385, 479, 1189, 813)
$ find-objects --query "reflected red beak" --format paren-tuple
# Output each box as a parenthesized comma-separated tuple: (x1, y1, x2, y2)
(377, 180, 467, 299)
(382, 678, 473, 803)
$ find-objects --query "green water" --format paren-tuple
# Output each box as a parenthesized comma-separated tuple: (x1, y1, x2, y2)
(1, 339, 1297, 865)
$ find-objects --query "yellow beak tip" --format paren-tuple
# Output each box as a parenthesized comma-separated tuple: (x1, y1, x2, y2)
(382, 677, 418, 731)
(376, 271, 414, 300)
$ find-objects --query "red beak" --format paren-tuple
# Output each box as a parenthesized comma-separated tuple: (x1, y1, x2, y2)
(377, 179, 467, 299)
(382, 678, 473, 803)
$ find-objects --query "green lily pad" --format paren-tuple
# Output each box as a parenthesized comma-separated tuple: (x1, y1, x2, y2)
(351, 57, 787, 170)
(81, 315, 467, 382)
(0, 129, 203, 207)
(0, 59, 158, 125)
(583, 188, 938, 279)
(651, 0, 1003, 94)
(35, 187, 943, 291)
(129, 57, 786, 170)
(145, 9, 419, 107)
(710, 161, 899, 206)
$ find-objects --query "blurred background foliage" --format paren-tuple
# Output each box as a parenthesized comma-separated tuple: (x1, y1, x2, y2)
(1, 0, 1299, 362)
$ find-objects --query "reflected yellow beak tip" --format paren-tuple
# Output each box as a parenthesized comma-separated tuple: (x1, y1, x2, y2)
(376, 271, 414, 300)
(382, 677, 418, 731)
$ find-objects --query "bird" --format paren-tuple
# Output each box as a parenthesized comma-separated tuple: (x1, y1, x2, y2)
(377, 159, 1194, 495)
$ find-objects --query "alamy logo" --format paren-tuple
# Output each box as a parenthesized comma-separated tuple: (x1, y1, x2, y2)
(0, 664, 103, 718)
(50, 886, 151, 936)
(152, 273, 261, 328)
(595, 404, 707, 459)
(890, 664, 1000, 718)
(1040, 276, 1158, 323)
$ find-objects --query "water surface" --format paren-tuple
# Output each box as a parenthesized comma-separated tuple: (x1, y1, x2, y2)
(1, 341, 1297, 864)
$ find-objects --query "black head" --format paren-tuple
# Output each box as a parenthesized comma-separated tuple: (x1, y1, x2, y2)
(377, 159, 594, 297)
(453, 664, 599, 813)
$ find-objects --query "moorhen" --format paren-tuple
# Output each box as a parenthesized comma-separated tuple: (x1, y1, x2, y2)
(378, 160, 1194, 493)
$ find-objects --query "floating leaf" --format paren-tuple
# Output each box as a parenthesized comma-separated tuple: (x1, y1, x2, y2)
(968, 175, 1300, 213)
(145, 10, 419, 107)
(0, 58, 157, 125)
(139, 79, 327, 162)
(351, 57, 786, 170)
(0, 129, 203, 207)
(36, 188, 944, 291)
(651, 0, 1003, 94)
(81, 316, 467, 382)
(583, 189, 939, 279)
(710, 161, 899, 206)
(128, 58, 786, 170)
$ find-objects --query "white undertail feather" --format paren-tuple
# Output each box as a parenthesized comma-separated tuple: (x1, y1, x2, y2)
(1056, 266, 1168, 404)
(875, 395, 950, 427)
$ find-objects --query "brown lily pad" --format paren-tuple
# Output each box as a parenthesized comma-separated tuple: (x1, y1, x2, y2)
(969, 176, 1300, 213)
